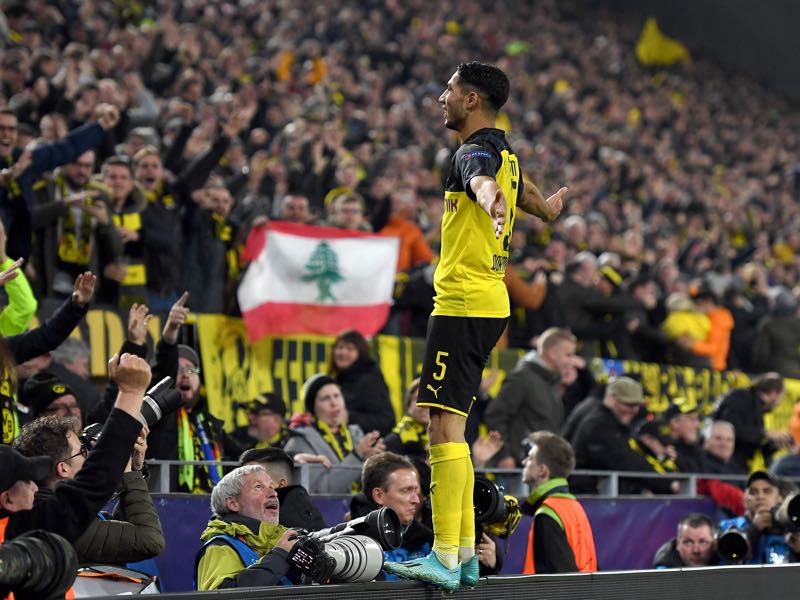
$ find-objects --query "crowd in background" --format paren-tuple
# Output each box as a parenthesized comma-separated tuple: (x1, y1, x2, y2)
(3, 0, 800, 590)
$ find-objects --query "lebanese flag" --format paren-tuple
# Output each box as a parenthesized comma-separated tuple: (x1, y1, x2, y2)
(238, 221, 399, 340)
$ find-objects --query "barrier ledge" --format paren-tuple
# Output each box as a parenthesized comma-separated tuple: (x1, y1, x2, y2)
(86, 563, 800, 600)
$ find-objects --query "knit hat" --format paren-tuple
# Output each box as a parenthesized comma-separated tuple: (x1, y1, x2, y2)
(303, 374, 337, 414)
(21, 372, 75, 417)
(177, 344, 200, 367)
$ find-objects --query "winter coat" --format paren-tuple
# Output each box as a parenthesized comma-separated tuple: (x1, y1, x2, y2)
(713, 387, 773, 471)
(571, 403, 674, 494)
(751, 314, 800, 379)
(334, 358, 395, 436)
(484, 351, 562, 465)
(42, 470, 164, 564)
(277, 485, 326, 531)
(283, 423, 365, 494)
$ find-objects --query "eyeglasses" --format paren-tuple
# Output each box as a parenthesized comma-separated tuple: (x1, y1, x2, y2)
(62, 445, 89, 462)
(178, 366, 201, 375)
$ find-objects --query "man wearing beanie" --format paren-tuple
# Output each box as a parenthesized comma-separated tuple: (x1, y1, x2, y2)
(283, 374, 384, 493)
(147, 342, 242, 493)
(21, 371, 82, 428)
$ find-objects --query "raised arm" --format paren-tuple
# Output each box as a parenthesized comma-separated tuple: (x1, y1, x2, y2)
(517, 176, 566, 223)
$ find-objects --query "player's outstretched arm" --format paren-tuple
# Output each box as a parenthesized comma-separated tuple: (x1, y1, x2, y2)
(471, 175, 506, 239)
(518, 176, 567, 223)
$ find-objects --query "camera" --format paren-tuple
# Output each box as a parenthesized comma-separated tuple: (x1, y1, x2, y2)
(138, 376, 182, 429)
(0, 530, 77, 600)
(79, 422, 104, 451)
(716, 526, 749, 562)
(288, 507, 401, 584)
(775, 492, 800, 532)
(474, 476, 522, 540)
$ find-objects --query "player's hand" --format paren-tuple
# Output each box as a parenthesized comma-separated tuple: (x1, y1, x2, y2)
(490, 188, 506, 239)
(541, 187, 566, 223)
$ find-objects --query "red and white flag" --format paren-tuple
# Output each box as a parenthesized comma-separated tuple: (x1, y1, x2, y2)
(238, 222, 399, 340)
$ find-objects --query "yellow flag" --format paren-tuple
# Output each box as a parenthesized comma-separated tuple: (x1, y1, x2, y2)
(635, 17, 691, 66)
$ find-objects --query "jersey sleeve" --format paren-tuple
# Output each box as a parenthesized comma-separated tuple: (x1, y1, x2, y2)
(454, 143, 500, 201)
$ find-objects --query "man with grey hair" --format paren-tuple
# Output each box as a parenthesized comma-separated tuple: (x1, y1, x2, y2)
(194, 464, 298, 590)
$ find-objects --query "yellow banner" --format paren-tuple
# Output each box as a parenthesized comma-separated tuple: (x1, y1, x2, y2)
(72, 309, 796, 434)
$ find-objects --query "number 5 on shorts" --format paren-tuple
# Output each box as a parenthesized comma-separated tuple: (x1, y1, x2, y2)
(433, 351, 449, 381)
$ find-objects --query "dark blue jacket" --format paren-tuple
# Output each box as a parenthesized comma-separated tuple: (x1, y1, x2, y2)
(1, 122, 106, 261)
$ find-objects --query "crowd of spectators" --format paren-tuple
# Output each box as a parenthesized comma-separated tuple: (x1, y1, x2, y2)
(4, 0, 800, 591)
(0, 0, 798, 369)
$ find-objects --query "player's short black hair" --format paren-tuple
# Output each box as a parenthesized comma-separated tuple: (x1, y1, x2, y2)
(456, 62, 510, 112)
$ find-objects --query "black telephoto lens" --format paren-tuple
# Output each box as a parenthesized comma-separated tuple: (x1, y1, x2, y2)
(0, 530, 77, 600)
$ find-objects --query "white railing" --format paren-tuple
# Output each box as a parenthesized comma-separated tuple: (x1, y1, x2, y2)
(143, 460, 755, 496)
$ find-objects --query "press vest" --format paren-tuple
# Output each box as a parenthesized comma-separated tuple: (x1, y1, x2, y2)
(523, 495, 598, 574)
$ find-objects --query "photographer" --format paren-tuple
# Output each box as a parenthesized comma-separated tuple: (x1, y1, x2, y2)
(1, 353, 153, 544)
(718, 471, 797, 564)
(194, 464, 298, 590)
(13, 414, 164, 564)
(239, 447, 326, 531)
(349, 452, 433, 571)
(653, 513, 718, 568)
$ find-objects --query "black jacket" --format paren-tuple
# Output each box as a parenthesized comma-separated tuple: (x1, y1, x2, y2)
(3, 408, 142, 542)
(334, 358, 395, 437)
(713, 387, 772, 471)
(277, 485, 326, 531)
(3, 296, 88, 444)
(147, 399, 243, 493)
(142, 134, 232, 297)
(673, 440, 707, 474)
(571, 403, 674, 494)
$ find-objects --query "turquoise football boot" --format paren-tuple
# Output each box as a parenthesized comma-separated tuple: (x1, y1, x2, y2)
(383, 552, 461, 593)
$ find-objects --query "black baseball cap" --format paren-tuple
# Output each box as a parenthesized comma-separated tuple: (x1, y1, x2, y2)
(746, 470, 778, 489)
(247, 392, 286, 417)
(0, 446, 52, 491)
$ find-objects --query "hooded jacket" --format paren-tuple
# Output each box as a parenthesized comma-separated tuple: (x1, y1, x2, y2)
(484, 350, 562, 464)
(195, 512, 290, 590)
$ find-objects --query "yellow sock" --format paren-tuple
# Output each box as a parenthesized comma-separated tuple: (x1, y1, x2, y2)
(430, 442, 470, 569)
(459, 454, 476, 563)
